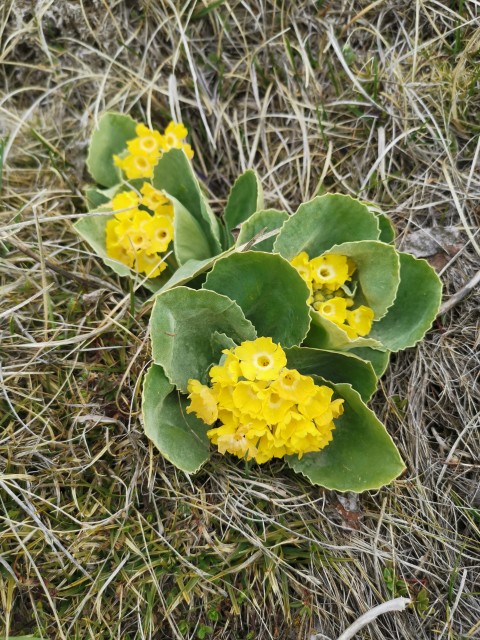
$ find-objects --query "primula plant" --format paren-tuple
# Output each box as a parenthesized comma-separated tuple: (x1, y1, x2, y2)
(142, 268, 407, 492)
(75, 112, 264, 290)
(75, 111, 442, 492)
(141, 196, 441, 491)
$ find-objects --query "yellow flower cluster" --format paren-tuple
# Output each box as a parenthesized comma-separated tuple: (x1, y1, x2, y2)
(105, 184, 174, 278)
(290, 252, 374, 339)
(186, 337, 344, 464)
(114, 122, 194, 180)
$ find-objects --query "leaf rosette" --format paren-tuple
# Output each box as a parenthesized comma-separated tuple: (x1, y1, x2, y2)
(75, 113, 265, 291)
(142, 286, 405, 491)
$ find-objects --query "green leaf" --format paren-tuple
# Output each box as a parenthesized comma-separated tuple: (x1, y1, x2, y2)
(376, 212, 396, 243)
(150, 287, 256, 392)
(74, 213, 131, 277)
(156, 251, 233, 294)
(324, 240, 400, 319)
(274, 194, 380, 260)
(203, 251, 311, 347)
(210, 331, 236, 352)
(286, 382, 405, 492)
(142, 364, 210, 473)
(153, 148, 222, 256)
(84, 184, 119, 210)
(224, 169, 264, 233)
(236, 209, 289, 252)
(369, 252, 442, 351)
(86, 112, 137, 187)
(284, 346, 377, 401)
(74, 213, 167, 292)
(171, 196, 216, 265)
(347, 347, 391, 378)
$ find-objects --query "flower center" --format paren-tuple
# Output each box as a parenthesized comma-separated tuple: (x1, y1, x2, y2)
(139, 137, 157, 152)
(165, 133, 176, 147)
(255, 354, 273, 369)
(322, 303, 333, 315)
(135, 157, 149, 170)
(131, 233, 147, 248)
(318, 266, 334, 279)
(282, 373, 296, 388)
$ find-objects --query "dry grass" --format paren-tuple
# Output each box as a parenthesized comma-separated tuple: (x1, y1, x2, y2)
(1, 1, 479, 639)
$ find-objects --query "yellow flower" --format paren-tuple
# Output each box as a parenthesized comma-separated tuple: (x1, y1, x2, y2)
(271, 368, 316, 403)
(255, 430, 280, 463)
(207, 414, 258, 460)
(134, 251, 167, 278)
(117, 212, 153, 253)
(290, 252, 314, 302)
(187, 379, 218, 425)
(310, 254, 350, 290)
(105, 226, 134, 268)
(314, 296, 348, 325)
(110, 191, 140, 222)
(346, 305, 374, 337)
(234, 337, 287, 381)
(232, 381, 264, 417)
(127, 123, 163, 156)
(114, 152, 158, 180)
(160, 121, 194, 159)
(142, 215, 174, 254)
(209, 352, 241, 387)
(298, 385, 334, 421)
(140, 183, 173, 217)
(260, 387, 294, 424)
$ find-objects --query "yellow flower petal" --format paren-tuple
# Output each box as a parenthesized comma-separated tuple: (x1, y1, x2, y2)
(187, 379, 218, 425)
(346, 305, 374, 337)
(310, 254, 350, 289)
(314, 296, 348, 325)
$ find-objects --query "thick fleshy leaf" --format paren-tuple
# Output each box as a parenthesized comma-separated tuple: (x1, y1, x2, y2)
(274, 194, 380, 260)
(171, 196, 215, 265)
(210, 331, 237, 352)
(85, 184, 119, 210)
(150, 287, 256, 392)
(286, 381, 405, 492)
(153, 148, 222, 256)
(348, 347, 391, 378)
(86, 112, 137, 187)
(369, 252, 442, 351)
(74, 213, 168, 292)
(236, 209, 289, 252)
(142, 364, 210, 473)
(376, 212, 396, 243)
(156, 251, 233, 294)
(306, 310, 384, 351)
(224, 169, 264, 234)
(284, 346, 377, 401)
(203, 251, 311, 347)
(324, 240, 400, 319)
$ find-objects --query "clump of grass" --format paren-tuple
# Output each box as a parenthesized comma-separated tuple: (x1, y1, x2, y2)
(1, 1, 479, 639)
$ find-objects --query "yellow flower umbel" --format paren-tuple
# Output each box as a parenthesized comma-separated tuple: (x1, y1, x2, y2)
(113, 120, 194, 180)
(186, 338, 344, 464)
(290, 252, 375, 338)
(105, 188, 173, 278)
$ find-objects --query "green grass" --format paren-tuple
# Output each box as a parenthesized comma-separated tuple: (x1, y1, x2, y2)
(1, 1, 479, 639)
